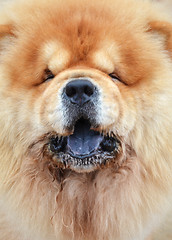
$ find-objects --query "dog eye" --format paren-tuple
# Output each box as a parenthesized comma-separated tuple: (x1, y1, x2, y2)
(109, 73, 121, 82)
(43, 69, 55, 83)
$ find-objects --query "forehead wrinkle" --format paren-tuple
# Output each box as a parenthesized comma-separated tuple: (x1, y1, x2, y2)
(42, 41, 70, 74)
(92, 42, 121, 73)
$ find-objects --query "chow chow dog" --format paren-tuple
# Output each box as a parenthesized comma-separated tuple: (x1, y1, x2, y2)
(0, 0, 172, 239)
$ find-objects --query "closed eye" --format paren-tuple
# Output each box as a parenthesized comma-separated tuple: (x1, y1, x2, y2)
(109, 73, 127, 85)
(109, 73, 121, 82)
(43, 69, 55, 83)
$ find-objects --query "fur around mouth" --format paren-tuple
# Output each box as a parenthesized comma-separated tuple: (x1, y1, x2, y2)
(47, 118, 122, 172)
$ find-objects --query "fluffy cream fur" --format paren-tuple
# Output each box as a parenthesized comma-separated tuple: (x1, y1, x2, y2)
(0, 0, 172, 239)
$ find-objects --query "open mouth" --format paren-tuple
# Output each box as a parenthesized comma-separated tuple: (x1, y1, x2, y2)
(48, 118, 121, 172)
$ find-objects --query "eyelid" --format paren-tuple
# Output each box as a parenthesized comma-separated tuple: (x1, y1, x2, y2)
(109, 73, 127, 86)
(43, 69, 55, 83)
(109, 73, 120, 81)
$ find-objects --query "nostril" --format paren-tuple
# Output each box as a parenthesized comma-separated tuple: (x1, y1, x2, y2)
(84, 85, 94, 97)
(66, 86, 76, 98)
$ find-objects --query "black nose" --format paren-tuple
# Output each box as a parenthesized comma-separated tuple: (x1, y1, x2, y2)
(64, 79, 95, 106)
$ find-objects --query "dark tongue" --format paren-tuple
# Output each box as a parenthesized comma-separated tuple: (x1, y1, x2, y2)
(67, 119, 103, 158)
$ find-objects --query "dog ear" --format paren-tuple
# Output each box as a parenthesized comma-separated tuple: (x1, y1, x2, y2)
(149, 21, 172, 58)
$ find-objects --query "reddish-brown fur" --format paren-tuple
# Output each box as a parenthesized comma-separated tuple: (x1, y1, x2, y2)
(0, 0, 172, 240)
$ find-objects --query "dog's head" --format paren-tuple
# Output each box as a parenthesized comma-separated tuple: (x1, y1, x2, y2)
(1, 0, 171, 172)
(0, 0, 172, 239)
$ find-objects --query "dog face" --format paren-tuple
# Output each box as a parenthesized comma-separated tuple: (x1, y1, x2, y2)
(0, 0, 172, 239)
(0, 0, 164, 172)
